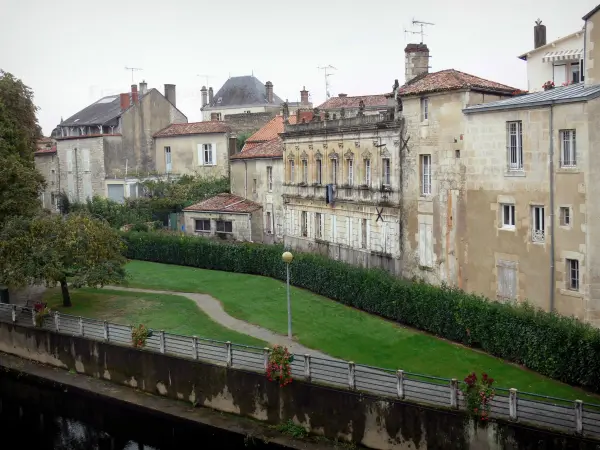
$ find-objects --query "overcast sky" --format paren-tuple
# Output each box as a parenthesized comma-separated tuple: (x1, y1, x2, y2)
(1, 0, 597, 136)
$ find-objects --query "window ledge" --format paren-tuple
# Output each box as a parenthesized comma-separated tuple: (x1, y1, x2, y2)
(560, 288, 584, 299)
(504, 171, 526, 177)
(556, 167, 580, 174)
(499, 226, 516, 232)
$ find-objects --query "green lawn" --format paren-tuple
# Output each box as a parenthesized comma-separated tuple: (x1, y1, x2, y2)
(44, 288, 265, 347)
(123, 260, 597, 401)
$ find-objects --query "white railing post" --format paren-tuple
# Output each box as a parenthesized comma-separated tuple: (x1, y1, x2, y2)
(54, 312, 60, 332)
(226, 341, 232, 367)
(397, 370, 405, 399)
(304, 354, 311, 381)
(348, 361, 356, 390)
(159, 330, 165, 354)
(103, 321, 109, 341)
(192, 336, 198, 360)
(450, 378, 458, 409)
(263, 348, 270, 373)
(11, 305, 16, 323)
(31, 309, 36, 326)
(509, 388, 518, 421)
(79, 317, 84, 336)
(575, 400, 583, 434)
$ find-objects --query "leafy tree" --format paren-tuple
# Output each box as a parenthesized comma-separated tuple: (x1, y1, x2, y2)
(0, 155, 45, 223)
(0, 213, 127, 307)
(236, 131, 254, 151)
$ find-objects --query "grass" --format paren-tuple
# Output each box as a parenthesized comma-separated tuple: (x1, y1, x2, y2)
(122, 260, 598, 402)
(43, 288, 265, 347)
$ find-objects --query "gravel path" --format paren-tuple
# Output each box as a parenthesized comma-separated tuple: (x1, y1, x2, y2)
(103, 286, 333, 359)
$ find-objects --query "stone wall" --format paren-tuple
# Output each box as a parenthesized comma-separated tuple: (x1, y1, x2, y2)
(34, 153, 59, 210)
(224, 112, 277, 134)
(0, 322, 596, 450)
(182, 211, 258, 242)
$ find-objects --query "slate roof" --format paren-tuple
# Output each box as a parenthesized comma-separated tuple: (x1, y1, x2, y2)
(231, 137, 283, 160)
(317, 94, 388, 110)
(154, 121, 231, 137)
(183, 193, 262, 214)
(583, 4, 600, 20)
(204, 76, 284, 109)
(464, 83, 600, 113)
(61, 94, 133, 127)
(399, 69, 516, 96)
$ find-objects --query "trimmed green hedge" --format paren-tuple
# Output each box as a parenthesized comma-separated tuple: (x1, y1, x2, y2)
(123, 232, 600, 392)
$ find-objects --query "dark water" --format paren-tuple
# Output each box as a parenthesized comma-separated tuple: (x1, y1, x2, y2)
(0, 372, 287, 450)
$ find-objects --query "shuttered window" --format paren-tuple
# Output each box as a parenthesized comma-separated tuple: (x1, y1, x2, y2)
(497, 260, 517, 302)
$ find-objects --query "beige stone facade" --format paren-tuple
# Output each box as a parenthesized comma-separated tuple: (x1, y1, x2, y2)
(584, 6, 600, 86)
(34, 154, 59, 210)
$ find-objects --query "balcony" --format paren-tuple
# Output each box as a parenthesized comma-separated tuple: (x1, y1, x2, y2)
(282, 183, 400, 206)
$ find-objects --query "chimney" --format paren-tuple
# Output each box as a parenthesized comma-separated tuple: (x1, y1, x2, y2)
(164, 84, 176, 107)
(120, 93, 130, 110)
(534, 19, 547, 49)
(131, 84, 139, 104)
(338, 93, 348, 98)
(208, 87, 214, 104)
(265, 81, 273, 103)
(139, 80, 148, 95)
(201, 86, 208, 107)
(211, 112, 219, 121)
(300, 86, 309, 105)
(404, 43, 430, 83)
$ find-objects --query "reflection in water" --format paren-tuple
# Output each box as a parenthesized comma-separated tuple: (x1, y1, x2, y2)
(0, 372, 286, 450)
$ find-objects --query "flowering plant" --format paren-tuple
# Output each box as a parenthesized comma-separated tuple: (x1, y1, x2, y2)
(131, 324, 150, 348)
(542, 80, 555, 90)
(461, 372, 495, 421)
(266, 345, 293, 387)
(512, 89, 529, 96)
(34, 303, 50, 327)
(562, 80, 574, 87)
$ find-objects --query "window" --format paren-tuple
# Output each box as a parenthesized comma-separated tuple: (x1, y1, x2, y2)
(364, 159, 371, 185)
(420, 154, 431, 195)
(501, 204, 515, 229)
(331, 159, 338, 184)
(216, 220, 232, 233)
(553, 64, 566, 86)
(195, 219, 210, 233)
(202, 144, 214, 165)
(361, 218, 367, 249)
(333, 113, 337, 119)
(301, 211, 308, 237)
(165, 146, 172, 173)
(347, 160, 354, 186)
(566, 259, 580, 291)
(252, 178, 257, 193)
(266, 212, 272, 234)
(418, 222, 433, 267)
(215, 112, 222, 120)
(497, 260, 517, 302)
(560, 130, 576, 167)
(421, 97, 429, 120)
(302, 159, 308, 183)
(245, 110, 251, 114)
(455, 149, 460, 159)
(316, 160, 322, 184)
(382, 158, 391, 185)
(531, 206, 545, 243)
(289, 160, 295, 183)
(581, 59, 585, 82)
(506, 121, 523, 171)
(560, 207, 571, 226)
(571, 63, 581, 84)
(315, 213, 323, 239)
(267, 166, 273, 191)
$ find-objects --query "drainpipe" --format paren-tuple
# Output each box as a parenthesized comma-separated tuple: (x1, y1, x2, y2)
(549, 103, 556, 312)
(244, 160, 248, 199)
(583, 22, 587, 83)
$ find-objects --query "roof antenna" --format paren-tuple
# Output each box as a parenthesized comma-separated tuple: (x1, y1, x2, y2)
(318, 65, 337, 99)
(408, 19, 434, 44)
(125, 66, 143, 83)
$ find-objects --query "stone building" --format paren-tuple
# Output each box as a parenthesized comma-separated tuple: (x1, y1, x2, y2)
(55, 82, 187, 203)
(584, 4, 600, 86)
(316, 93, 388, 119)
(34, 137, 59, 211)
(153, 121, 235, 178)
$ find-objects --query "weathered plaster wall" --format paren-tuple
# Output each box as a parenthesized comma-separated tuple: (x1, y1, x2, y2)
(182, 211, 257, 242)
(0, 322, 596, 450)
(585, 11, 600, 85)
(57, 136, 107, 202)
(224, 112, 277, 134)
(34, 153, 59, 210)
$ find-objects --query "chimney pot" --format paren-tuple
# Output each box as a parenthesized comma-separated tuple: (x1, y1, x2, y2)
(164, 84, 176, 107)
(265, 81, 274, 103)
(208, 87, 214, 104)
(131, 84, 139, 104)
(300, 86, 309, 105)
(120, 93, 130, 110)
(139, 80, 148, 95)
(201, 86, 208, 107)
(534, 19, 547, 49)
(404, 43, 430, 83)
(338, 93, 347, 98)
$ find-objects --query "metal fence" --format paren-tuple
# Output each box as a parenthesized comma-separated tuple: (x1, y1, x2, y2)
(1, 302, 599, 439)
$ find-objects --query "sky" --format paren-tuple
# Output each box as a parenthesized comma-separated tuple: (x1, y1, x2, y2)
(1, 0, 597, 136)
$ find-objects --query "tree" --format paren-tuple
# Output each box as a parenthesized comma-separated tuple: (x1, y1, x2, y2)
(236, 131, 253, 151)
(0, 213, 127, 307)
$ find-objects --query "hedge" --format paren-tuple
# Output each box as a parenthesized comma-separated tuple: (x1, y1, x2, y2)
(122, 232, 600, 393)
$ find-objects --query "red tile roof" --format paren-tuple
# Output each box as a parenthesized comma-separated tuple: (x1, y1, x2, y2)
(399, 69, 517, 96)
(35, 138, 57, 155)
(242, 112, 313, 151)
(231, 137, 283, 160)
(317, 94, 388, 110)
(154, 121, 231, 138)
(35, 145, 57, 155)
(183, 193, 262, 214)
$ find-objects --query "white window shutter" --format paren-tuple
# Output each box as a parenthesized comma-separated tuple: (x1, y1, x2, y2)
(348, 217, 352, 246)
(82, 148, 90, 172)
(212, 142, 217, 165)
(320, 213, 325, 239)
(198, 144, 204, 165)
(67, 149, 73, 172)
(366, 220, 371, 249)
(332, 215, 337, 242)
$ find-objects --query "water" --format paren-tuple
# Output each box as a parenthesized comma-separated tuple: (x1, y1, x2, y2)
(0, 372, 288, 449)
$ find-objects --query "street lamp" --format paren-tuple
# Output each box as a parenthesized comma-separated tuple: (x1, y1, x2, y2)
(282, 251, 294, 339)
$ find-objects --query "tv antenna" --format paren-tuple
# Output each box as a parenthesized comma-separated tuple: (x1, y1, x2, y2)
(125, 67, 143, 83)
(197, 74, 215, 87)
(318, 65, 336, 99)
(404, 19, 435, 44)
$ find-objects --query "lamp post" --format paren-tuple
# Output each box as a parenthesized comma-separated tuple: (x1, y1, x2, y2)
(282, 251, 294, 339)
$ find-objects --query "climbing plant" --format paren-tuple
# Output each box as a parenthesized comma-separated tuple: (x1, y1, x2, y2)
(266, 345, 293, 387)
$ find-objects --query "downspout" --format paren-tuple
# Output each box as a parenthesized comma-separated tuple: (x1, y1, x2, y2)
(583, 22, 587, 83)
(549, 103, 556, 312)
(244, 160, 248, 198)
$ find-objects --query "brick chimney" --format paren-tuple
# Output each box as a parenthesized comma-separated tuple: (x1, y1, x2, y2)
(338, 93, 348, 98)
(131, 84, 139, 104)
(120, 93, 130, 110)
(164, 84, 176, 107)
(139, 80, 148, 95)
(300, 86, 309, 105)
(265, 81, 273, 103)
(201, 86, 208, 107)
(404, 43, 430, 83)
(534, 19, 547, 49)
(208, 87, 214, 104)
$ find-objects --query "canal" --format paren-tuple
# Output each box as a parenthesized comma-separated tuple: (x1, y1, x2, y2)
(0, 371, 289, 449)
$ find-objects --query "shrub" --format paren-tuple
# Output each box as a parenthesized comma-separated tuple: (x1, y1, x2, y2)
(131, 222, 149, 232)
(122, 232, 600, 393)
(267, 345, 293, 387)
(461, 372, 495, 421)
